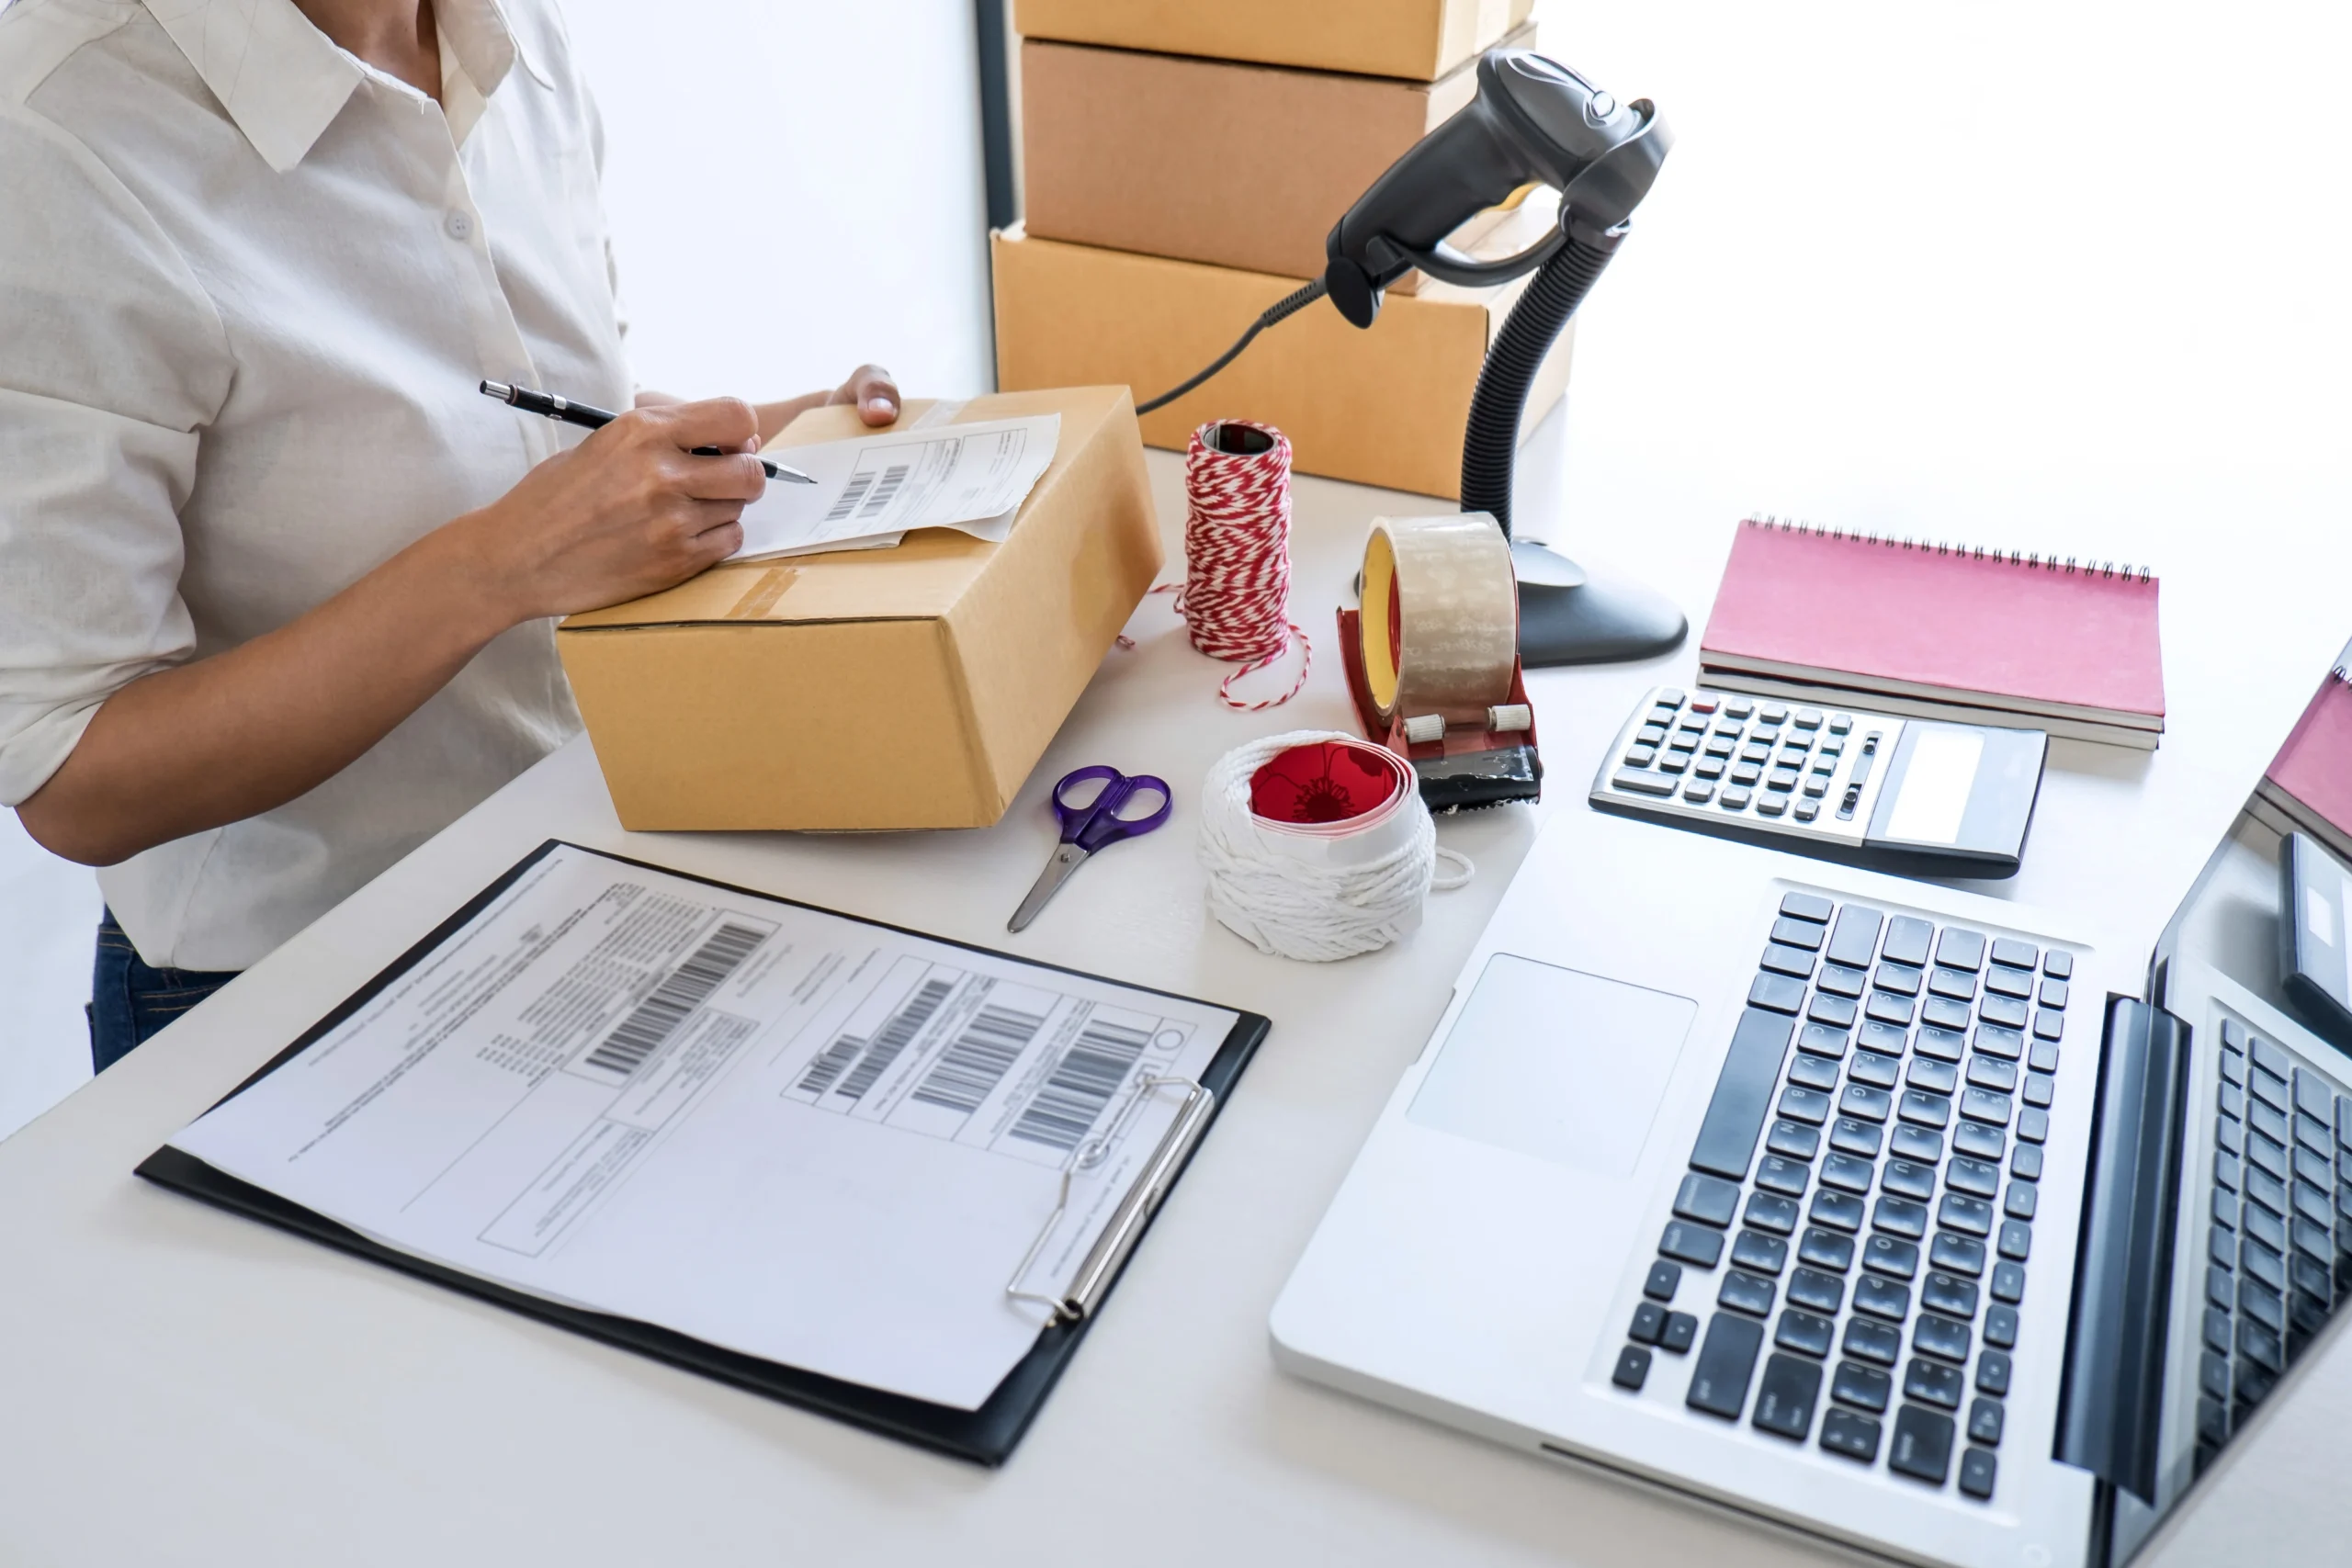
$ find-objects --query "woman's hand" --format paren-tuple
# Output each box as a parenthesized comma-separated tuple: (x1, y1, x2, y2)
(824, 363, 901, 427)
(749, 365, 902, 443)
(455, 397, 766, 626)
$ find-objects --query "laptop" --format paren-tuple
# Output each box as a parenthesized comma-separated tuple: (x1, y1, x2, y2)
(1272, 657, 2352, 1567)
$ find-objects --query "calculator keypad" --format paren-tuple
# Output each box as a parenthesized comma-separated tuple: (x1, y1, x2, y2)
(1603, 688, 1895, 840)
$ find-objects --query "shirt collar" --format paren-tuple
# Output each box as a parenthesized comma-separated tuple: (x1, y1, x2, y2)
(142, 0, 534, 174)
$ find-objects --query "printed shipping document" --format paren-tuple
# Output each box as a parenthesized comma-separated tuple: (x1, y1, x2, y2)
(730, 413, 1062, 561)
(166, 844, 1234, 1410)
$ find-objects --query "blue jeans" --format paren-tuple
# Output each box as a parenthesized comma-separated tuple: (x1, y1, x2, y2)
(87, 911, 238, 1074)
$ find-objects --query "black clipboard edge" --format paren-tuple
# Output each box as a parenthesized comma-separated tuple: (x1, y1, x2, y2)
(134, 839, 1273, 1466)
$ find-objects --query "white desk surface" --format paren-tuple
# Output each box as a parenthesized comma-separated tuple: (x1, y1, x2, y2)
(6, 5, 2350, 1563)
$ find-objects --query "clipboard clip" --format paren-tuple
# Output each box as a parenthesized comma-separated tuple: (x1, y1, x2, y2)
(1005, 1074, 1216, 1324)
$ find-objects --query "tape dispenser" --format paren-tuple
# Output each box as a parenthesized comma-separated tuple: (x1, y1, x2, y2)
(1338, 513, 1542, 811)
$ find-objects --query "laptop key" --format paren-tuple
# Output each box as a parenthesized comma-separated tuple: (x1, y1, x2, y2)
(1820, 1407, 1883, 1462)
(1732, 1230, 1789, 1275)
(1780, 892, 1833, 923)
(1974, 1024, 2025, 1061)
(1749, 973, 1807, 1014)
(1799, 1023, 1851, 1058)
(1612, 1344, 1652, 1390)
(1991, 1262, 2026, 1303)
(1759, 942, 1817, 979)
(1872, 1197, 1929, 1239)
(1774, 1309, 1836, 1360)
(1780, 1085, 1833, 1125)
(1997, 1220, 2032, 1260)
(1879, 917, 1932, 968)
(1923, 1272, 1980, 1319)
(1829, 1118, 1883, 1157)
(1831, 1359, 1893, 1413)
(1904, 1358, 1964, 1410)
(1644, 1260, 1681, 1301)
(1719, 1270, 1777, 1316)
(1766, 1120, 1819, 1160)
(1906, 1057, 1959, 1095)
(1883, 1159, 1938, 1201)
(1630, 1303, 1667, 1344)
(1659, 1222, 1724, 1269)
(1929, 967, 1979, 1002)
(1913, 1314, 1972, 1364)
(1810, 1190, 1866, 1232)
(1915, 1027, 1966, 1064)
(1983, 1307, 2018, 1350)
(1755, 1156, 1811, 1196)
(1659, 1311, 1698, 1353)
(1674, 1173, 1741, 1227)
(1984, 964, 2034, 1000)
(1976, 1350, 2012, 1395)
(1931, 1234, 1988, 1277)
(1967, 1055, 2019, 1093)
(1788, 1267, 1846, 1314)
(2006, 1183, 2039, 1221)
(1923, 998, 1973, 1032)
(1939, 1193, 1995, 1236)
(1958, 1447, 1997, 1501)
(1849, 1050, 1902, 1089)
(1892, 1125, 1945, 1163)
(1962, 1089, 2014, 1126)
(1890, 1404, 1957, 1485)
(1826, 1314, 1893, 1371)
(1854, 1276, 1912, 1321)
(1865, 992, 1917, 1028)
(1686, 1313, 1767, 1419)
(1955, 1122, 2006, 1161)
(1875, 961, 1923, 998)
(1809, 994, 1859, 1029)
(1898, 1090, 1953, 1128)
(1745, 1191, 1801, 1235)
(1688, 1009, 1798, 1179)
(1771, 916, 1826, 951)
(1937, 928, 1987, 973)
(1968, 1395, 2005, 1446)
(1947, 1156, 2000, 1197)
(1753, 1353, 1823, 1439)
(1841, 1085, 1894, 1122)
(1788, 1055, 1841, 1092)
(1991, 938, 2038, 969)
(1864, 1235, 1921, 1279)
(1826, 906, 1885, 969)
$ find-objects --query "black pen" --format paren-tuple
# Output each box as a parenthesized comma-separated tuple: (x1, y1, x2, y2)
(480, 379, 817, 484)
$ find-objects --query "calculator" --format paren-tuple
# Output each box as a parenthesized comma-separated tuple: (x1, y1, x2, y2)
(1588, 687, 2048, 878)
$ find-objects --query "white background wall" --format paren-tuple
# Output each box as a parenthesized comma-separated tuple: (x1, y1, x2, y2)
(0, 0, 1000, 1142)
(561, 0, 998, 405)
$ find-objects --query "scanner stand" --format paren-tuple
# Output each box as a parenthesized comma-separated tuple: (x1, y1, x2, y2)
(1510, 539, 1688, 668)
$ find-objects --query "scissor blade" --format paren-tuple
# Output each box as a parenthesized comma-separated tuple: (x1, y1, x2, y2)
(1009, 843, 1090, 932)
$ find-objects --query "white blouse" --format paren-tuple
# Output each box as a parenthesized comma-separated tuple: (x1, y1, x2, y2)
(0, 0, 632, 969)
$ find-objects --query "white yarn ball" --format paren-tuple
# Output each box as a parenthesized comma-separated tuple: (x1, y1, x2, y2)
(1198, 730, 1474, 963)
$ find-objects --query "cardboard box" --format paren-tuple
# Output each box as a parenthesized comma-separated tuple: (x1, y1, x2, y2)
(555, 388, 1159, 831)
(1013, 0, 1534, 81)
(1021, 25, 1534, 286)
(990, 228, 1571, 500)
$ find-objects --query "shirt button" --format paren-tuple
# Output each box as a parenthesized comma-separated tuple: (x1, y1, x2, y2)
(445, 210, 474, 241)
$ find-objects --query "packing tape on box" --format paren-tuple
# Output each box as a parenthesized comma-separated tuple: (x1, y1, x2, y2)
(1357, 515, 1519, 728)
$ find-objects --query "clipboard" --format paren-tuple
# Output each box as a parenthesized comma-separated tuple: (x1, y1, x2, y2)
(136, 840, 1272, 1467)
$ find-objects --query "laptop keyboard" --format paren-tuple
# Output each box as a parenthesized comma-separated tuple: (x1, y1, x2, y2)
(1611, 893, 2073, 1502)
(2197, 1018, 2351, 1472)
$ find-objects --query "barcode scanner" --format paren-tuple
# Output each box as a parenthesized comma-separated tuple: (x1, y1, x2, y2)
(1136, 49, 1685, 668)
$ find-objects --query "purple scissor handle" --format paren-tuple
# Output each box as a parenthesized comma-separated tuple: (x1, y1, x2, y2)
(1008, 766, 1172, 932)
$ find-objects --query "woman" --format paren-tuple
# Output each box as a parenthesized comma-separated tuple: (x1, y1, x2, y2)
(0, 0, 899, 1068)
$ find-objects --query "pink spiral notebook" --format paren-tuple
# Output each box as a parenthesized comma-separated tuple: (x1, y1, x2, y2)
(2253, 650, 2352, 863)
(1698, 519, 2166, 749)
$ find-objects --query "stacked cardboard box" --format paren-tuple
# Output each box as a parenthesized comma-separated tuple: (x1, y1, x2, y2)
(999, 0, 1564, 499)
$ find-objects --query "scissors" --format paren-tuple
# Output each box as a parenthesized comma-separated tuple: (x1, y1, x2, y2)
(1008, 765, 1173, 932)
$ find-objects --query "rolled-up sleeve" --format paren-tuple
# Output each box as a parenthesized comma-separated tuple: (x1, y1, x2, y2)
(0, 107, 230, 807)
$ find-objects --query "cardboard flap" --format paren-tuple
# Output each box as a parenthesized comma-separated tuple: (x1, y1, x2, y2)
(561, 387, 1135, 630)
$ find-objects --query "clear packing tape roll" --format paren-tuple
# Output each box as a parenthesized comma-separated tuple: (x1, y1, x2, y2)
(1359, 515, 1520, 730)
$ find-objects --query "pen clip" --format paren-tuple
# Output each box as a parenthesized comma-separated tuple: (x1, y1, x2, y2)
(1003, 1074, 1216, 1324)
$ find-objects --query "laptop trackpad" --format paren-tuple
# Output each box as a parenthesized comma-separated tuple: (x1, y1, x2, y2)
(1408, 954, 1698, 1178)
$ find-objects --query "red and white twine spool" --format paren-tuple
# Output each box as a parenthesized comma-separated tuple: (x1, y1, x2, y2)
(1176, 420, 1311, 710)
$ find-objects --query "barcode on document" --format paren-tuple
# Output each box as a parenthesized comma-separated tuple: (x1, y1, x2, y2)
(910, 1001, 1047, 1115)
(830, 976, 956, 1101)
(824, 471, 876, 523)
(582, 920, 768, 1080)
(1009, 1017, 1152, 1153)
(856, 463, 910, 518)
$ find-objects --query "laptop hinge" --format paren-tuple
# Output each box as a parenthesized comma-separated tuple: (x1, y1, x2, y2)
(2055, 996, 2191, 1519)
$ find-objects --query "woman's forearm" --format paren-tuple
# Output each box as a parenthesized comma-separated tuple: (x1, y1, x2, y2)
(17, 523, 515, 866)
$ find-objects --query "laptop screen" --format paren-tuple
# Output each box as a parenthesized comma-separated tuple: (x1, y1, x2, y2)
(2095, 637, 2352, 1562)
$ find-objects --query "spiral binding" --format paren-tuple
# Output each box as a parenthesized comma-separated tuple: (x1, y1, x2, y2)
(1739, 513, 2155, 584)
